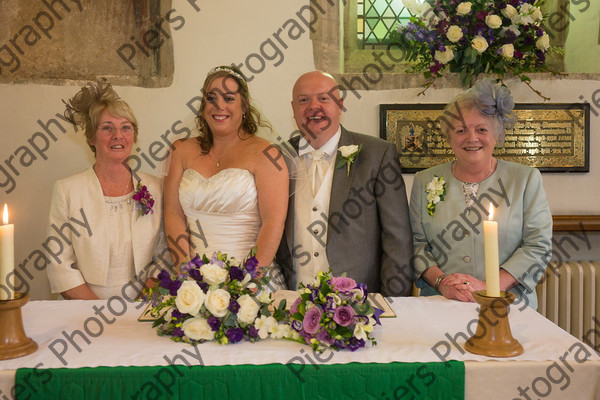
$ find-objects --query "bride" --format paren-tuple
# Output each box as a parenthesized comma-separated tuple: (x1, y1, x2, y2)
(163, 66, 288, 290)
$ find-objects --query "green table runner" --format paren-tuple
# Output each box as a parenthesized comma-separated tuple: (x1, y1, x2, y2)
(16, 361, 464, 400)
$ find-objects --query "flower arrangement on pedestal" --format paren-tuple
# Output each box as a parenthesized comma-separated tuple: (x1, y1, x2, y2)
(287, 271, 383, 353)
(393, 0, 561, 99)
(143, 252, 294, 345)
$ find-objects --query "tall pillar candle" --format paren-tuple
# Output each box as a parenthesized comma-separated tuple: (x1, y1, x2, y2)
(484, 204, 500, 297)
(0, 204, 14, 300)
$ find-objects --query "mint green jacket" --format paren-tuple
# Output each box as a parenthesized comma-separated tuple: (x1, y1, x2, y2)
(409, 160, 552, 309)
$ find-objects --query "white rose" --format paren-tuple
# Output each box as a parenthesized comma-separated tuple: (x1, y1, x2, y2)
(446, 25, 463, 43)
(501, 4, 517, 20)
(485, 15, 502, 29)
(500, 43, 515, 59)
(471, 35, 489, 53)
(200, 263, 229, 286)
(339, 145, 359, 158)
(237, 294, 261, 325)
(205, 288, 231, 317)
(536, 32, 550, 51)
(531, 7, 543, 22)
(456, 2, 472, 16)
(175, 280, 206, 316)
(182, 317, 215, 341)
(434, 48, 454, 64)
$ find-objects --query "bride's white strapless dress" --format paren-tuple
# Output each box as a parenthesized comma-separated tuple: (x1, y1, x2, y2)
(179, 168, 286, 290)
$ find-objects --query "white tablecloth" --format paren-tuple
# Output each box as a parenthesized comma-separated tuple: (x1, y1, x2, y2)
(1, 296, 598, 399)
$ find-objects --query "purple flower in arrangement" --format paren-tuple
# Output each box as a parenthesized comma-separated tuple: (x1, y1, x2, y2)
(373, 308, 384, 326)
(347, 337, 366, 352)
(228, 299, 240, 314)
(248, 326, 259, 339)
(302, 306, 323, 335)
(475, 10, 488, 21)
(535, 50, 545, 64)
(290, 297, 302, 315)
(333, 338, 347, 349)
(514, 49, 524, 59)
(299, 330, 313, 345)
(316, 329, 334, 346)
(333, 306, 355, 327)
(244, 257, 259, 277)
(330, 276, 357, 292)
(172, 327, 184, 338)
(207, 316, 221, 331)
(132, 182, 155, 216)
(291, 320, 303, 332)
(229, 266, 245, 282)
(355, 315, 370, 325)
(190, 256, 204, 269)
(171, 309, 186, 321)
(167, 279, 182, 296)
(324, 296, 337, 313)
(188, 268, 202, 282)
(226, 327, 244, 343)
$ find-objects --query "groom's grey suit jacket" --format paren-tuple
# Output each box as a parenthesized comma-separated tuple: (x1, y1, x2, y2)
(277, 126, 413, 296)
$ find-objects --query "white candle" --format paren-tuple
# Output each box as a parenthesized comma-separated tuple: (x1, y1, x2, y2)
(483, 203, 500, 297)
(0, 204, 15, 300)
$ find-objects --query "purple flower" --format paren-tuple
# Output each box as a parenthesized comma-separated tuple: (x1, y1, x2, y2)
(226, 327, 244, 343)
(188, 268, 202, 282)
(333, 338, 346, 349)
(324, 296, 337, 313)
(171, 309, 186, 321)
(333, 306, 355, 327)
(228, 300, 240, 314)
(167, 279, 182, 296)
(290, 297, 302, 315)
(132, 183, 154, 216)
(172, 327, 184, 338)
(302, 306, 323, 334)
(373, 308, 384, 326)
(291, 320, 303, 332)
(189, 256, 204, 269)
(229, 266, 245, 282)
(347, 337, 366, 352)
(316, 328, 334, 345)
(330, 277, 357, 292)
(207, 316, 221, 331)
(244, 257, 259, 277)
(248, 326, 259, 339)
(514, 50, 524, 59)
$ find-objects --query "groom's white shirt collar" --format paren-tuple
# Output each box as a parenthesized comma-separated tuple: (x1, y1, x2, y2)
(298, 128, 341, 158)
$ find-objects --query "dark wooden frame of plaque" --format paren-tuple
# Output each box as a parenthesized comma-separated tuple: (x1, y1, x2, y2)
(379, 103, 590, 173)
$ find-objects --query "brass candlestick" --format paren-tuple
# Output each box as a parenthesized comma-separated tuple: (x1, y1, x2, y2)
(465, 291, 523, 357)
(0, 292, 38, 360)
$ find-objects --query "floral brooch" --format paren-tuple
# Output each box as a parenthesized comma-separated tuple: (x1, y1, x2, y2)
(132, 182, 155, 217)
(425, 175, 446, 216)
(336, 145, 361, 176)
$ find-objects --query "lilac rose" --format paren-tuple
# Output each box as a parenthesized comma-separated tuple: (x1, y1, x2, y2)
(302, 306, 323, 334)
(333, 306, 355, 327)
(330, 277, 357, 292)
(290, 297, 302, 315)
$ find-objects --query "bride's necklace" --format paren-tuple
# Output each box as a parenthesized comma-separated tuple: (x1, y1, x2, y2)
(452, 158, 495, 184)
(209, 140, 239, 169)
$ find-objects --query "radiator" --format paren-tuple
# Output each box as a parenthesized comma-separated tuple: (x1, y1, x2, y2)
(536, 261, 600, 349)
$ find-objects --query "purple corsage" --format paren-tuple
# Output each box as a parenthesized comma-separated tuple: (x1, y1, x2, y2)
(132, 181, 155, 217)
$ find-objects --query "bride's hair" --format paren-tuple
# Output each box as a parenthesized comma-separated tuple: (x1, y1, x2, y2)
(63, 78, 138, 153)
(195, 65, 271, 153)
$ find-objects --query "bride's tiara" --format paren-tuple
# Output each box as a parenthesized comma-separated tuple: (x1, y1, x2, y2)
(208, 67, 246, 83)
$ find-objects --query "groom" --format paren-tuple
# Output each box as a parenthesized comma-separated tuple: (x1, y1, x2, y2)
(276, 71, 413, 296)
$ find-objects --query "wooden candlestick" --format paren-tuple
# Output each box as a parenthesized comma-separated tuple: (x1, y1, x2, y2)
(465, 291, 523, 357)
(0, 292, 38, 360)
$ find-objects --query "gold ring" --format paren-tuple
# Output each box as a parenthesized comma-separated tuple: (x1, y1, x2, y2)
(464, 281, 470, 285)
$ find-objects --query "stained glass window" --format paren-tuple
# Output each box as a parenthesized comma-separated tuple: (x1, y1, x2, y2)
(356, 0, 413, 48)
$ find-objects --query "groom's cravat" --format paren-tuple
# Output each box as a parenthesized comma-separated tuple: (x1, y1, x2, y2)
(308, 150, 328, 196)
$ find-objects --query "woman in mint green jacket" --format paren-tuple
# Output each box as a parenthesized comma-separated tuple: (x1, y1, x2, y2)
(409, 80, 552, 309)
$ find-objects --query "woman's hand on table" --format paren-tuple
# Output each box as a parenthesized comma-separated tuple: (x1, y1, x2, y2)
(438, 282, 472, 302)
(442, 273, 485, 302)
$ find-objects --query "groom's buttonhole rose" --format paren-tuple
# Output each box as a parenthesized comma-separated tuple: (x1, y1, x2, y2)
(339, 145, 359, 158)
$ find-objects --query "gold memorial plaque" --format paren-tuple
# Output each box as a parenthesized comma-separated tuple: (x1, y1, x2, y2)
(380, 104, 589, 172)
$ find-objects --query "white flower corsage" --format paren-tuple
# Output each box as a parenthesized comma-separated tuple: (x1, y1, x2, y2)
(425, 175, 446, 216)
(336, 145, 361, 176)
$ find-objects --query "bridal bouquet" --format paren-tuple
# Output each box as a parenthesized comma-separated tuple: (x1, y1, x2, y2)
(143, 252, 292, 345)
(393, 0, 559, 98)
(287, 271, 382, 353)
